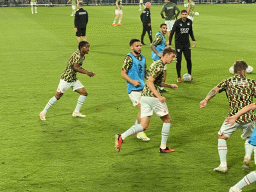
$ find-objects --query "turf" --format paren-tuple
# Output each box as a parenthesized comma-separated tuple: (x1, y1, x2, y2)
(1, 4, 256, 192)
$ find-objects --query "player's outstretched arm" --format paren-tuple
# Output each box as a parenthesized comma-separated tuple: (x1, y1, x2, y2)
(200, 86, 220, 108)
(225, 103, 256, 126)
(74, 62, 95, 77)
(161, 82, 178, 89)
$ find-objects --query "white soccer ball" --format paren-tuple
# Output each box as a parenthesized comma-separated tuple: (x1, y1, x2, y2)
(183, 73, 192, 82)
(195, 12, 199, 16)
(229, 66, 234, 74)
(246, 66, 253, 73)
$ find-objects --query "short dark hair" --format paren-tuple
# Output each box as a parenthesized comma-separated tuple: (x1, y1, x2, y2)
(163, 47, 176, 56)
(181, 9, 187, 14)
(234, 60, 248, 74)
(78, 41, 90, 50)
(160, 23, 167, 28)
(129, 39, 140, 46)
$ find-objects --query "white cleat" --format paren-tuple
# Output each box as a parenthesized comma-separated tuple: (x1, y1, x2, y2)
(229, 186, 242, 192)
(137, 132, 150, 141)
(72, 111, 86, 117)
(213, 165, 227, 172)
(39, 111, 46, 120)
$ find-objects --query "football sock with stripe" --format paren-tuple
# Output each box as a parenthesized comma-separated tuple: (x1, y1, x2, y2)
(160, 123, 171, 149)
(75, 95, 86, 112)
(218, 139, 227, 167)
(245, 138, 253, 160)
(121, 124, 143, 140)
(43, 96, 57, 112)
(234, 171, 256, 190)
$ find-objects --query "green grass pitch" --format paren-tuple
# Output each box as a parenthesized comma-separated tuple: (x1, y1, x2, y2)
(1, 4, 256, 192)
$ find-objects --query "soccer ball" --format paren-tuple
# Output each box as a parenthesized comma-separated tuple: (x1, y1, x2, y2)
(229, 66, 234, 74)
(246, 66, 253, 73)
(195, 12, 199, 16)
(183, 73, 192, 82)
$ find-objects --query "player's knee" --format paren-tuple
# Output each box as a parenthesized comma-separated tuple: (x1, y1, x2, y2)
(218, 134, 228, 140)
(81, 91, 88, 96)
(55, 92, 63, 100)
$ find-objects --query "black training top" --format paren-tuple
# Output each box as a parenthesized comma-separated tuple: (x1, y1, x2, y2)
(74, 8, 88, 28)
(169, 18, 195, 46)
(140, 8, 151, 26)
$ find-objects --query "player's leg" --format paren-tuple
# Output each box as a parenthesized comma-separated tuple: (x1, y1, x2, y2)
(214, 121, 239, 172)
(39, 80, 69, 120)
(147, 25, 153, 43)
(31, 2, 34, 14)
(141, 25, 147, 45)
(81, 28, 87, 42)
(230, 169, 256, 191)
(71, 5, 76, 16)
(35, 3, 37, 13)
(241, 122, 255, 170)
(112, 11, 119, 26)
(76, 28, 81, 43)
(118, 12, 123, 26)
(72, 80, 87, 117)
(184, 46, 192, 78)
(175, 47, 182, 82)
(135, 103, 150, 141)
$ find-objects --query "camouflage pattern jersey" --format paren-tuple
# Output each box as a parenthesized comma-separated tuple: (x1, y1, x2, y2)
(188, 1, 195, 17)
(60, 49, 85, 82)
(184, 0, 188, 4)
(152, 34, 164, 46)
(142, 60, 165, 97)
(217, 74, 256, 123)
(160, 2, 180, 20)
(71, 0, 77, 6)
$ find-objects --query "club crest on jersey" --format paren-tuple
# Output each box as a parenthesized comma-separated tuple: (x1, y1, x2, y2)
(177, 49, 180, 52)
(180, 23, 182, 26)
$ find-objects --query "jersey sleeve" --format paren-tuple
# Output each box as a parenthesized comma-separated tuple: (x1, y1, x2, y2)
(252, 79, 256, 98)
(122, 55, 133, 71)
(217, 79, 227, 93)
(152, 35, 163, 46)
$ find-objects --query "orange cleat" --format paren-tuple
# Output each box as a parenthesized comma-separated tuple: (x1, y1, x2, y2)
(177, 77, 181, 83)
(117, 23, 123, 26)
(112, 24, 116, 26)
(159, 147, 175, 153)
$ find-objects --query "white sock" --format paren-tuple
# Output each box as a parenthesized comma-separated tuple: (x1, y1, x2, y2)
(218, 139, 227, 167)
(35, 7, 37, 12)
(245, 139, 253, 160)
(113, 20, 116, 24)
(139, 4, 141, 8)
(121, 124, 143, 140)
(118, 20, 121, 24)
(160, 123, 171, 149)
(31, 7, 33, 13)
(43, 96, 57, 112)
(235, 171, 256, 189)
(74, 95, 86, 112)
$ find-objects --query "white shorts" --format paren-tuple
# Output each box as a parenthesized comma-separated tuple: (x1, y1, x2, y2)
(187, 16, 194, 21)
(139, 0, 143, 3)
(184, 3, 188, 7)
(31, 2, 36, 5)
(57, 79, 84, 93)
(115, 9, 123, 15)
(165, 20, 175, 32)
(218, 121, 255, 139)
(128, 91, 142, 106)
(141, 96, 169, 118)
(72, 5, 76, 9)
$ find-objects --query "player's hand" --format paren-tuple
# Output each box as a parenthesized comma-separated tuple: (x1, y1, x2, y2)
(225, 116, 236, 126)
(148, 23, 151, 26)
(170, 84, 178, 89)
(87, 72, 95, 77)
(158, 96, 166, 103)
(74, 28, 77, 32)
(193, 41, 196, 47)
(132, 80, 140, 87)
(199, 99, 207, 108)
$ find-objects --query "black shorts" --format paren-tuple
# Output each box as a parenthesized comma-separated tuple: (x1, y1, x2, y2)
(76, 28, 86, 37)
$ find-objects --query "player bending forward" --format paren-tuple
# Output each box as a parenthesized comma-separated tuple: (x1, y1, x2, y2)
(226, 104, 256, 192)
(115, 47, 178, 153)
(39, 41, 95, 120)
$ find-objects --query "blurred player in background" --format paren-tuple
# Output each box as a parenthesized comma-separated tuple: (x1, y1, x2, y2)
(187, 0, 195, 21)
(121, 39, 150, 141)
(160, 0, 180, 40)
(151, 23, 168, 93)
(138, 0, 144, 11)
(112, 0, 123, 26)
(226, 104, 256, 192)
(200, 60, 256, 173)
(39, 41, 95, 121)
(140, 2, 152, 45)
(74, 1, 88, 43)
(169, 9, 196, 83)
(30, 0, 37, 14)
(67, 0, 78, 16)
(115, 47, 178, 153)
(184, 0, 189, 9)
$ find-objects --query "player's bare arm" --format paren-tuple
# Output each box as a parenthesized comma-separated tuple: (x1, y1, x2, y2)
(150, 43, 162, 58)
(161, 82, 178, 89)
(225, 103, 256, 126)
(73, 62, 95, 77)
(121, 70, 140, 87)
(115, 1, 120, 10)
(200, 86, 220, 108)
(147, 76, 166, 103)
